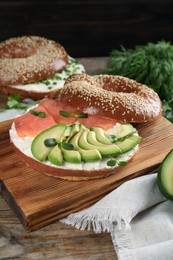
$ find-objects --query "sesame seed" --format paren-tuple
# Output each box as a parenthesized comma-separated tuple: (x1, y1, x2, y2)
(60, 73, 162, 123)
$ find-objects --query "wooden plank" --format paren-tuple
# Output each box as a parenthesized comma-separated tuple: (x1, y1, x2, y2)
(0, 196, 116, 260)
(0, 116, 173, 231)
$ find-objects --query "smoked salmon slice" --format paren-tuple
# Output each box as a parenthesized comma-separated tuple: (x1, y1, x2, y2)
(78, 115, 117, 130)
(14, 99, 117, 138)
(40, 99, 77, 124)
(14, 105, 56, 138)
(40, 99, 117, 129)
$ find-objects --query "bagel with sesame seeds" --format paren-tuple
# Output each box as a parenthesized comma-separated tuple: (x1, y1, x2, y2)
(10, 98, 142, 181)
(59, 73, 162, 123)
(0, 36, 85, 99)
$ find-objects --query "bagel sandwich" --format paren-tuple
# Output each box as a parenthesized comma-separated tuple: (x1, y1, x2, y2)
(0, 36, 85, 100)
(10, 98, 142, 181)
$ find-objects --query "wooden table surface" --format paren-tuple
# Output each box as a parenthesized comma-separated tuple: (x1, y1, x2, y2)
(0, 57, 117, 260)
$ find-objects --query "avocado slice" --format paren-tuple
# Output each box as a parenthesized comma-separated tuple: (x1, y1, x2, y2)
(116, 134, 142, 153)
(69, 125, 86, 149)
(79, 131, 122, 158)
(48, 144, 63, 166)
(63, 125, 72, 140)
(116, 124, 136, 140)
(90, 127, 112, 145)
(61, 147, 81, 164)
(87, 131, 106, 146)
(31, 122, 141, 166)
(70, 127, 102, 162)
(31, 124, 67, 161)
(66, 123, 81, 142)
(157, 149, 173, 200)
(80, 149, 102, 162)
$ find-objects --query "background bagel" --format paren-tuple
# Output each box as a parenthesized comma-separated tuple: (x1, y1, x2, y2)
(0, 36, 68, 86)
(59, 73, 162, 123)
(0, 36, 85, 99)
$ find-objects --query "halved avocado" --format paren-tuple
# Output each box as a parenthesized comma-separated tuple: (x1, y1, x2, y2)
(115, 135, 142, 153)
(31, 124, 67, 161)
(79, 131, 121, 158)
(157, 149, 173, 200)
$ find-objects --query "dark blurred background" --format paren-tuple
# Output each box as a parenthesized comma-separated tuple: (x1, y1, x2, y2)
(0, 0, 173, 57)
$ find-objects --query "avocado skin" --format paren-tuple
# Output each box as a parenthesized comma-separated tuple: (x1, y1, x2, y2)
(157, 149, 173, 200)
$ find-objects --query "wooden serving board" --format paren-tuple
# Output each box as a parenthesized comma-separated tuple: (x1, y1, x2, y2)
(0, 117, 173, 232)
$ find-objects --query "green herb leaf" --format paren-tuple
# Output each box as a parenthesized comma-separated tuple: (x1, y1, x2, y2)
(107, 160, 117, 167)
(37, 112, 46, 118)
(61, 142, 74, 150)
(30, 110, 46, 118)
(162, 99, 173, 122)
(107, 159, 128, 167)
(44, 138, 57, 147)
(117, 161, 128, 166)
(29, 110, 39, 116)
(6, 94, 40, 110)
(108, 135, 117, 143)
(6, 94, 27, 110)
(7, 99, 19, 109)
(60, 110, 88, 119)
(10, 93, 20, 102)
(53, 75, 62, 80)
(116, 137, 126, 142)
(43, 80, 51, 85)
(75, 113, 88, 118)
(59, 110, 71, 117)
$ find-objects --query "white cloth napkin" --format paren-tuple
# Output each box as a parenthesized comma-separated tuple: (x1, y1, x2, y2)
(61, 174, 173, 259)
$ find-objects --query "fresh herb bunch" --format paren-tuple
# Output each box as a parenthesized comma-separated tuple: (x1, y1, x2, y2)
(104, 41, 173, 121)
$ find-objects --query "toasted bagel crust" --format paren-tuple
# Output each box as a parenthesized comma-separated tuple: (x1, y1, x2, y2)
(0, 36, 68, 87)
(59, 73, 162, 123)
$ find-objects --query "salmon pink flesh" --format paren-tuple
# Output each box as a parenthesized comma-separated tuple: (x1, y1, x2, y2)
(14, 99, 117, 137)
